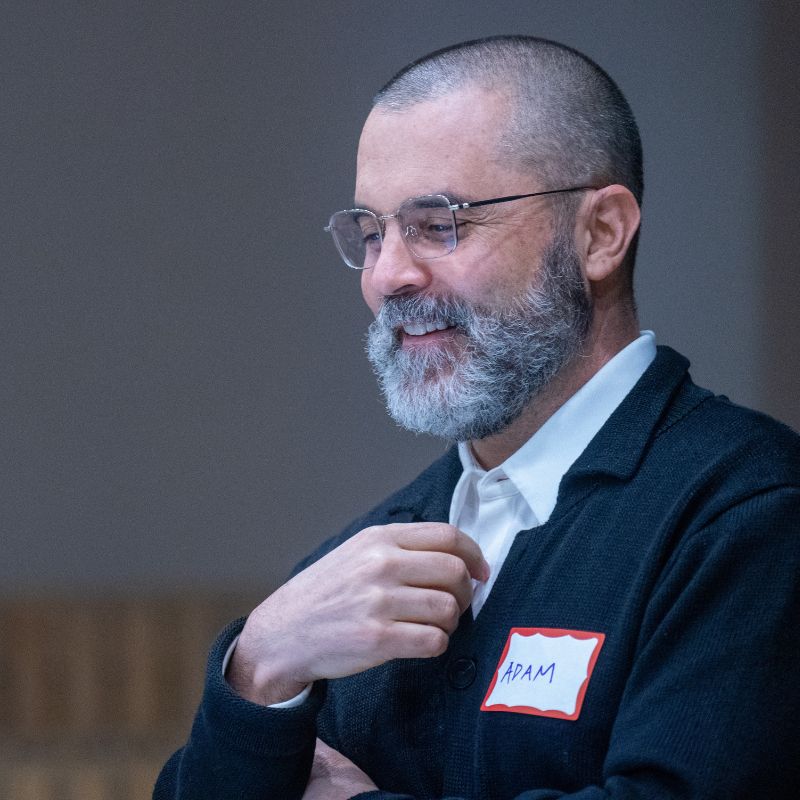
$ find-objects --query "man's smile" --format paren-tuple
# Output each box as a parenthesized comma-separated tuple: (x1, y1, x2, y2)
(401, 319, 452, 336)
(398, 322, 460, 348)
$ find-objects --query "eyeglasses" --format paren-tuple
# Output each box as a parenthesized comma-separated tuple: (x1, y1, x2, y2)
(324, 186, 595, 270)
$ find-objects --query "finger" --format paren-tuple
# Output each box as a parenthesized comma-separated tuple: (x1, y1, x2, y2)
(382, 620, 451, 660)
(389, 550, 474, 612)
(380, 586, 462, 633)
(389, 523, 490, 581)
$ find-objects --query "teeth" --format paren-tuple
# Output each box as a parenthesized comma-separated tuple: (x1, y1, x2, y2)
(402, 320, 451, 336)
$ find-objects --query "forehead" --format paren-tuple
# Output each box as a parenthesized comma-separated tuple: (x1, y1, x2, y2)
(355, 88, 521, 210)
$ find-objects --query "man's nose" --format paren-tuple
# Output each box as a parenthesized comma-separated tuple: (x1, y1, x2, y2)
(368, 220, 433, 298)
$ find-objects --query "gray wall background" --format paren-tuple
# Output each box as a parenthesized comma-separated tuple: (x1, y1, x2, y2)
(2, 2, 797, 593)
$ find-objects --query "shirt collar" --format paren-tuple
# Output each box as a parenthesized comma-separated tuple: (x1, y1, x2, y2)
(457, 331, 657, 524)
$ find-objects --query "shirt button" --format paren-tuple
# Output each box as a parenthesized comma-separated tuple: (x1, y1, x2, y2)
(447, 657, 477, 689)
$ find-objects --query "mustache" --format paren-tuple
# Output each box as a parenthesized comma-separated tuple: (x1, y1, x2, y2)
(372, 294, 476, 333)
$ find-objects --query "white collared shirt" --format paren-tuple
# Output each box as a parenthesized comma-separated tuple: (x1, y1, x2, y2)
(450, 331, 656, 615)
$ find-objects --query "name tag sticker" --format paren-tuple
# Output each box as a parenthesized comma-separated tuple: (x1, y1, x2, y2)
(481, 627, 605, 720)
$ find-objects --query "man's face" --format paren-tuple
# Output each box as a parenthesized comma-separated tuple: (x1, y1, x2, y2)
(356, 87, 591, 441)
(357, 88, 556, 319)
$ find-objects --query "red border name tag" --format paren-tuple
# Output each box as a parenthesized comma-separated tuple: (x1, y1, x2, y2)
(481, 627, 605, 721)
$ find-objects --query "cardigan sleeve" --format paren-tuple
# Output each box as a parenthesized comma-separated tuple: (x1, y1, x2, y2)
(350, 486, 800, 800)
(152, 617, 326, 800)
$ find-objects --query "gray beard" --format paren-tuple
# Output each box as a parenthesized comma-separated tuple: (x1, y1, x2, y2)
(365, 231, 592, 442)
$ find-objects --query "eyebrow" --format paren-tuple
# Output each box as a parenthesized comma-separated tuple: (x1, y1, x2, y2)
(351, 190, 472, 213)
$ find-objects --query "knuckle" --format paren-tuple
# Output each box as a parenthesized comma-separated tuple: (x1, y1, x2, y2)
(374, 550, 403, 581)
(360, 543, 392, 575)
(363, 619, 390, 651)
(434, 592, 461, 631)
(442, 594, 461, 626)
(352, 525, 375, 544)
(442, 554, 469, 585)
(388, 625, 449, 660)
(362, 585, 387, 614)
(356, 524, 390, 545)
(435, 523, 459, 550)
(423, 627, 449, 657)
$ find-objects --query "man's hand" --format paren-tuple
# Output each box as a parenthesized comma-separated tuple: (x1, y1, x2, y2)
(302, 739, 377, 800)
(228, 522, 489, 705)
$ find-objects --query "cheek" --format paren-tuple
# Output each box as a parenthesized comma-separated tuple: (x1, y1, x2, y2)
(490, 242, 549, 299)
(454, 228, 549, 305)
(457, 256, 533, 308)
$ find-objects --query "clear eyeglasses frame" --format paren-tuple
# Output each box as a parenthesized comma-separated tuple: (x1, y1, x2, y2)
(323, 186, 595, 270)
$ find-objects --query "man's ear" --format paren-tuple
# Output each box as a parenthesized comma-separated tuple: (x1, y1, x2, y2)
(580, 185, 641, 282)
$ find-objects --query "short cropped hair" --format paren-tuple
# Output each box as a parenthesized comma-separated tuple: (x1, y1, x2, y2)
(375, 35, 642, 203)
(374, 36, 643, 271)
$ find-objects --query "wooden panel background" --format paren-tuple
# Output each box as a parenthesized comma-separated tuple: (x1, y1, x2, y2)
(0, 592, 260, 800)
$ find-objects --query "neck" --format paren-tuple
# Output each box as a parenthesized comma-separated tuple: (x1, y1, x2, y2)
(469, 317, 639, 470)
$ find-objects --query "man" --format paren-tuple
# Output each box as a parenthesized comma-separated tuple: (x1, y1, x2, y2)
(156, 36, 800, 799)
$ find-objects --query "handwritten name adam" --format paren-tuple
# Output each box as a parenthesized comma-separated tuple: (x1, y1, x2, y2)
(499, 660, 556, 685)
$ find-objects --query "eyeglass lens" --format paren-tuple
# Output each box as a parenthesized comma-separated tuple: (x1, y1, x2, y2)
(328, 195, 457, 269)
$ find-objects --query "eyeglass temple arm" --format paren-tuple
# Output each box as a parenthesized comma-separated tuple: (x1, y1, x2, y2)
(451, 186, 596, 210)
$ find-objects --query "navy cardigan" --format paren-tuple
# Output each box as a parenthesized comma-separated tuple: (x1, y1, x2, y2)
(156, 347, 800, 799)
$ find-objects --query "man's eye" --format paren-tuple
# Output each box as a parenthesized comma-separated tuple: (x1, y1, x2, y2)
(362, 231, 381, 247)
(358, 221, 380, 238)
(420, 217, 455, 239)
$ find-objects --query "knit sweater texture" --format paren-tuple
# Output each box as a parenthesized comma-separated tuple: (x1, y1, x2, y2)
(155, 347, 800, 799)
